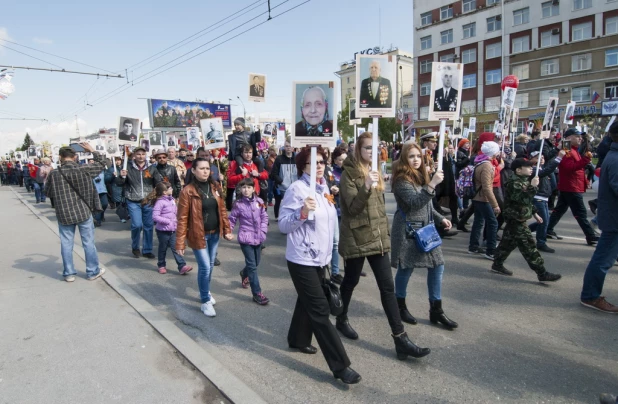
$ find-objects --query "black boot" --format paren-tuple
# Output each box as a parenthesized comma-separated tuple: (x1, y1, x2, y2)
(429, 300, 458, 330)
(392, 332, 430, 360)
(396, 298, 417, 325)
(333, 367, 361, 384)
(336, 316, 358, 340)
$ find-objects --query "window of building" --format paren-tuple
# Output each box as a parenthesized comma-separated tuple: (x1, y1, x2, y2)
(486, 43, 501, 59)
(512, 36, 530, 53)
(419, 106, 429, 120)
(463, 0, 476, 13)
(541, 30, 560, 47)
(462, 100, 477, 114)
(511, 64, 529, 80)
(463, 74, 477, 89)
(606, 82, 618, 99)
(441, 6, 453, 20)
(607, 16, 618, 35)
(440, 54, 455, 63)
(346, 77, 350, 84)
(572, 21, 593, 41)
(487, 0, 500, 5)
(572, 86, 591, 102)
(485, 96, 501, 112)
(420, 59, 432, 74)
(514, 93, 529, 108)
(462, 48, 477, 64)
(513, 8, 530, 26)
(539, 89, 558, 106)
(573, 0, 592, 10)
(541, 1, 559, 18)
(517, 121, 526, 133)
(421, 11, 432, 26)
(346, 88, 352, 97)
(486, 69, 501, 85)
(572, 53, 592, 71)
(541, 58, 559, 76)
(420, 82, 431, 96)
(607, 48, 618, 67)
(463, 22, 476, 39)
(421, 36, 432, 50)
(441, 29, 453, 44)
(487, 16, 502, 32)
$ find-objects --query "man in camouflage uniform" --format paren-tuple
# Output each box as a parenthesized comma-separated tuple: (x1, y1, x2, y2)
(491, 158, 562, 282)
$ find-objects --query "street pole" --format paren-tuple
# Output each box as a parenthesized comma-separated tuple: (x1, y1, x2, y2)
(236, 96, 246, 120)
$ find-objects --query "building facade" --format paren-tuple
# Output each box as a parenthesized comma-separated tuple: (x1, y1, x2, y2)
(413, 0, 618, 135)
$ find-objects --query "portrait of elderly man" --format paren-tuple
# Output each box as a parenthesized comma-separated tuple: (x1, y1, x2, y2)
(359, 60, 392, 108)
(295, 86, 333, 137)
(433, 65, 459, 112)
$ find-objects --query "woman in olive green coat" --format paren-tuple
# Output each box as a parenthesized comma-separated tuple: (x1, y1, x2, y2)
(337, 132, 431, 361)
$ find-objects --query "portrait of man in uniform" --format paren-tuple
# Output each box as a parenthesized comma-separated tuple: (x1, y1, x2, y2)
(433, 65, 459, 112)
(359, 60, 392, 109)
(249, 76, 264, 97)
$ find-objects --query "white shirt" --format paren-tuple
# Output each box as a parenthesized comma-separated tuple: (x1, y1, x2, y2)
(443, 87, 451, 98)
(371, 81, 379, 99)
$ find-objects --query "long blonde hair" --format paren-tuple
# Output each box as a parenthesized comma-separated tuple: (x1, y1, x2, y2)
(354, 132, 385, 192)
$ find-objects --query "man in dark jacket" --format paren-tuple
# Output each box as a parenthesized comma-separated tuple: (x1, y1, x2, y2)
(228, 117, 261, 163)
(269, 138, 297, 219)
(580, 121, 618, 313)
(545, 129, 598, 245)
(526, 131, 539, 157)
(117, 147, 164, 258)
(153, 149, 181, 198)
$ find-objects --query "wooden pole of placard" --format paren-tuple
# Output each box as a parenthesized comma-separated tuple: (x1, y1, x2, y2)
(535, 138, 545, 178)
(437, 119, 447, 171)
(354, 123, 357, 142)
(122, 145, 128, 178)
(371, 116, 379, 188)
(308, 146, 318, 220)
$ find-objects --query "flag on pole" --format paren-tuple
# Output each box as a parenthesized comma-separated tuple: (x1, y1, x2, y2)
(592, 91, 601, 104)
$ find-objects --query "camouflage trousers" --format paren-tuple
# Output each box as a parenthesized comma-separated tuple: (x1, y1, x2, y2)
(494, 220, 545, 273)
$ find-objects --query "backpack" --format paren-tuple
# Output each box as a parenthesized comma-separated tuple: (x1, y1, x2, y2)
(456, 161, 488, 199)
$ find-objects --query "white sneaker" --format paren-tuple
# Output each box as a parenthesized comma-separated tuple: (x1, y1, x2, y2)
(65, 275, 76, 282)
(208, 292, 216, 305)
(201, 301, 216, 317)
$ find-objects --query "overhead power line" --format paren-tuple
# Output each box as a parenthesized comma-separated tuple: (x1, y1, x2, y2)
(0, 117, 48, 121)
(0, 65, 123, 78)
(0, 44, 64, 69)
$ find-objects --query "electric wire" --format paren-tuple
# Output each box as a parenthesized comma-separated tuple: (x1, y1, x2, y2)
(0, 44, 64, 69)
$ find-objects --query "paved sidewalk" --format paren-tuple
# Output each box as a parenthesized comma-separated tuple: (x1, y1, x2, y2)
(0, 187, 229, 404)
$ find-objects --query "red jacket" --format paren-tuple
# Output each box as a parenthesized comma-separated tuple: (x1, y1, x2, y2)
(557, 146, 590, 193)
(492, 158, 501, 188)
(27, 163, 39, 179)
(226, 160, 268, 193)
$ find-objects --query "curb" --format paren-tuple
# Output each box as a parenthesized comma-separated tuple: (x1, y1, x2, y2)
(10, 187, 267, 404)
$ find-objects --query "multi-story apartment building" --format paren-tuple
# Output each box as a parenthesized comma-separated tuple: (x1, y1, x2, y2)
(334, 47, 414, 116)
(413, 0, 618, 135)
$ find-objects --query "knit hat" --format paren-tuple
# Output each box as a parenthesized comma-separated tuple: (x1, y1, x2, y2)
(234, 117, 245, 127)
(458, 139, 469, 149)
(477, 132, 496, 150)
(511, 158, 533, 172)
(481, 141, 500, 157)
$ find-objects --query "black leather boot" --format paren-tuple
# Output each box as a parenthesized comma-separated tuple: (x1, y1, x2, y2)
(333, 367, 362, 384)
(392, 332, 430, 360)
(429, 300, 458, 330)
(336, 316, 359, 340)
(396, 297, 417, 325)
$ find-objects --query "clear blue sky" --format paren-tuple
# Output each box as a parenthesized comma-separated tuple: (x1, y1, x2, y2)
(0, 0, 413, 153)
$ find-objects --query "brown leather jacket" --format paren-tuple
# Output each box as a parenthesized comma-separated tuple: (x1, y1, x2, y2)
(175, 181, 231, 250)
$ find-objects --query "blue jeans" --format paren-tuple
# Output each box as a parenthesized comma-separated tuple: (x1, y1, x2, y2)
(192, 233, 220, 303)
(156, 230, 186, 270)
(469, 200, 498, 254)
(529, 199, 549, 247)
(395, 263, 444, 301)
(581, 231, 618, 301)
(34, 182, 45, 202)
(240, 243, 262, 295)
(94, 193, 109, 223)
(331, 217, 340, 275)
(58, 216, 101, 278)
(126, 200, 154, 253)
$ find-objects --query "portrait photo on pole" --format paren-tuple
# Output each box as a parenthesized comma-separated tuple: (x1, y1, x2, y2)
(199, 118, 225, 150)
(564, 101, 576, 125)
(355, 54, 396, 118)
(428, 62, 463, 121)
(117, 116, 140, 146)
(349, 98, 361, 124)
(277, 122, 286, 146)
(15, 152, 23, 160)
(248, 73, 266, 102)
(28, 146, 36, 157)
(510, 108, 520, 134)
(291, 81, 337, 149)
(140, 138, 151, 153)
(541, 97, 559, 138)
(102, 134, 119, 155)
(468, 117, 477, 132)
(263, 122, 274, 137)
(148, 130, 163, 146)
(166, 134, 177, 147)
(186, 127, 202, 151)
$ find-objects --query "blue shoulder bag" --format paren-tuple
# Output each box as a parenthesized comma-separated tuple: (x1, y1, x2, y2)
(397, 202, 442, 253)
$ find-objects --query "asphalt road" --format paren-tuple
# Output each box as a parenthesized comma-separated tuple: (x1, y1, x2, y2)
(19, 186, 617, 404)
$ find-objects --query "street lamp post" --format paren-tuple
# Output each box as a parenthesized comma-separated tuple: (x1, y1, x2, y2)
(236, 96, 246, 120)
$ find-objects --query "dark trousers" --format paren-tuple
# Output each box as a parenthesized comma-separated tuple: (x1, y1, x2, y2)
(287, 261, 351, 372)
(156, 230, 187, 270)
(339, 253, 404, 335)
(240, 243, 262, 295)
(94, 193, 108, 222)
(226, 188, 234, 211)
(494, 221, 545, 273)
(547, 191, 596, 239)
(274, 192, 284, 219)
(493, 187, 505, 229)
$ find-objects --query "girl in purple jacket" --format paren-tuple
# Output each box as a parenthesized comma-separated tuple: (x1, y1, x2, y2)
(146, 182, 193, 275)
(229, 178, 270, 305)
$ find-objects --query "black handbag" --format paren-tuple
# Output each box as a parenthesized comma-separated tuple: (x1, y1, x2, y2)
(322, 266, 344, 316)
(397, 203, 442, 253)
(116, 198, 130, 221)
